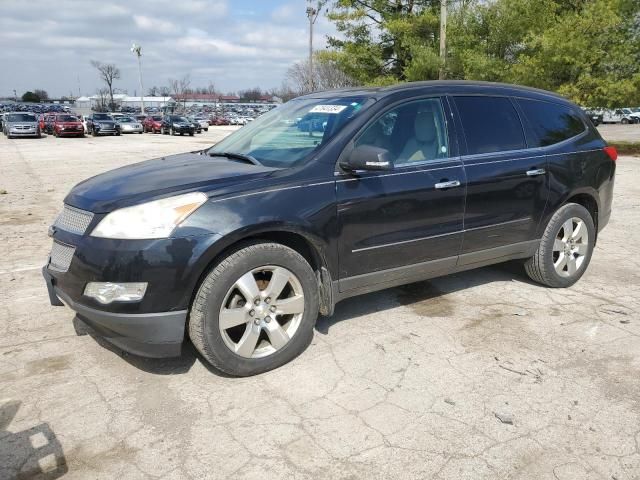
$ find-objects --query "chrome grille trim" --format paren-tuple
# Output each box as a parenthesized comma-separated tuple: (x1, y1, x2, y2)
(49, 241, 75, 272)
(53, 205, 94, 235)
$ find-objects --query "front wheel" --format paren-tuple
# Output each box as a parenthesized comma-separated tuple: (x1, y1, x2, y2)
(524, 203, 595, 288)
(189, 242, 319, 376)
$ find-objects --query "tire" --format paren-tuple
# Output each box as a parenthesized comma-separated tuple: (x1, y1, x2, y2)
(622, 118, 629, 125)
(524, 203, 595, 288)
(189, 242, 319, 376)
(91, 128, 97, 137)
(204, 128, 208, 132)
(189, 132, 194, 136)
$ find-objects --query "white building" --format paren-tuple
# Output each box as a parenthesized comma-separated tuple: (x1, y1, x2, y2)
(74, 94, 173, 110)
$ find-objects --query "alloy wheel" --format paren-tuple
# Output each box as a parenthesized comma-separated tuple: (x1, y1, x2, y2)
(553, 217, 589, 277)
(218, 265, 305, 359)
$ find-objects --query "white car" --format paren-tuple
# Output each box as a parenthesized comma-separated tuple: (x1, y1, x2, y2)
(602, 108, 638, 124)
(194, 117, 209, 131)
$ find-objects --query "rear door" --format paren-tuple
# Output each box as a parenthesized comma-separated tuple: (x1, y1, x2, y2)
(451, 95, 549, 261)
(336, 97, 466, 291)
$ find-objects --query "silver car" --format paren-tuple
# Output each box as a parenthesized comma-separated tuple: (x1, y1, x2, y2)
(193, 116, 209, 131)
(116, 116, 144, 134)
(3, 112, 41, 138)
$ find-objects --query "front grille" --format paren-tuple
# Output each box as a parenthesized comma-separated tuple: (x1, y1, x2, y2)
(49, 241, 75, 272)
(53, 205, 94, 235)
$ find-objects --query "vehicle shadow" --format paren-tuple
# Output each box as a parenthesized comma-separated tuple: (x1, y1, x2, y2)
(0, 400, 68, 479)
(316, 261, 535, 334)
(71, 261, 534, 377)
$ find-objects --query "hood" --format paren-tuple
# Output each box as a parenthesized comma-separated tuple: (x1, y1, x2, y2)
(64, 152, 277, 213)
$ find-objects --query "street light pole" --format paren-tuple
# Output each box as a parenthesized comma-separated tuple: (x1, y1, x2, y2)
(131, 43, 145, 115)
(439, 0, 447, 80)
(306, 2, 324, 93)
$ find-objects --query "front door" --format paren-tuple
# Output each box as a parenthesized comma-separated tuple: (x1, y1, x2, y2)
(336, 97, 466, 292)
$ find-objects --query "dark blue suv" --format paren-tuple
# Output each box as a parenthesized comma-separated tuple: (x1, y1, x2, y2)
(43, 81, 616, 376)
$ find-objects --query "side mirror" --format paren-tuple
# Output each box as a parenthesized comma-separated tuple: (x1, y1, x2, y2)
(341, 145, 394, 172)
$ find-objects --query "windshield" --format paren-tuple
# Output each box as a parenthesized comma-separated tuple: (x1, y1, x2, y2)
(152, 116, 162, 121)
(119, 117, 135, 122)
(207, 96, 372, 168)
(8, 113, 36, 122)
(94, 114, 112, 120)
(58, 115, 78, 122)
(170, 116, 188, 122)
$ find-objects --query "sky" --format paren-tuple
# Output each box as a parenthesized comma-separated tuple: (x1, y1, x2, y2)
(0, 0, 337, 98)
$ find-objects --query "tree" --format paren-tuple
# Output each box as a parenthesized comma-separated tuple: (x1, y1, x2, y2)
(169, 74, 191, 110)
(286, 52, 358, 95)
(326, 0, 442, 85)
(22, 91, 40, 102)
(94, 88, 110, 112)
(147, 86, 159, 97)
(324, 0, 640, 106)
(91, 60, 121, 111)
(33, 89, 49, 101)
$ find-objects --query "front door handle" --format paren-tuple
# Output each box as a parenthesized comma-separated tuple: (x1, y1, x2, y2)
(434, 180, 461, 190)
(526, 168, 546, 176)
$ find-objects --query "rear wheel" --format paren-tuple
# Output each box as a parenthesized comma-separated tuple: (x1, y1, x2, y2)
(189, 242, 319, 376)
(525, 203, 595, 288)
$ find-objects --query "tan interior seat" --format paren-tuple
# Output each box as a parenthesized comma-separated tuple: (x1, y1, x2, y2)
(396, 111, 439, 164)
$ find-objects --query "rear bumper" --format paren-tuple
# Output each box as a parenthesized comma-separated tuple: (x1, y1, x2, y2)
(43, 267, 186, 358)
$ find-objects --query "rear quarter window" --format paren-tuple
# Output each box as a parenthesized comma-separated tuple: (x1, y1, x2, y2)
(517, 99, 586, 147)
(453, 96, 526, 155)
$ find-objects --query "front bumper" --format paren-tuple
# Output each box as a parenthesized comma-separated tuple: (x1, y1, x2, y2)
(9, 128, 39, 137)
(57, 128, 84, 136)
(43, 267, 186, 357)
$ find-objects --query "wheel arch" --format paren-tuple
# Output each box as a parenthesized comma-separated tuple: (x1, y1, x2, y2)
(188, 225, 335, 320)
(564, 190, 599, 240)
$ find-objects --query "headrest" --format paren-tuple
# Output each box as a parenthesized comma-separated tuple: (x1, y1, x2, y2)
(415, 111, 436, 143)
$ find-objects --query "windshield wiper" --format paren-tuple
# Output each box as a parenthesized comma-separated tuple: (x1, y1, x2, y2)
(208, 151, 261, 166)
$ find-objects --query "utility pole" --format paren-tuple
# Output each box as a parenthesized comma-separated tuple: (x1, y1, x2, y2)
(306, 2, 324, 92)
(439, 0, 447, 80)
(131, 43, 145, 114)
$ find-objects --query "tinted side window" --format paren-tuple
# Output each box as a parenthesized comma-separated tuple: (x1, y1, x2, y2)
(454, 96, 525, 155)
(355, 98, 449, 166)
(518, 99, 586, 147)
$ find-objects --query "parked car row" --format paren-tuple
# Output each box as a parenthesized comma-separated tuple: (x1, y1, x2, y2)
(1, 112, 222, 139)
(583, 107, 640, 125)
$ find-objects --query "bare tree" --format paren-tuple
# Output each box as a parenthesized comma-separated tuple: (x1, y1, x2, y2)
(94, 88, 110, 112)
(286, 53, 357, 95)
(169, 74, 192, 110)
(159, 86, 171, 97)
(206, 82, 217, 95)
(91, 60, 121, 111)
(147, 86, 159, 97)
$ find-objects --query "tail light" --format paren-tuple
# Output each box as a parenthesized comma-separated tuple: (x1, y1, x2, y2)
(603, 146, 617, 162)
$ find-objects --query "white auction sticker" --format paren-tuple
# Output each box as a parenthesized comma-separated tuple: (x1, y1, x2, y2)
(309, 105, 347, 114)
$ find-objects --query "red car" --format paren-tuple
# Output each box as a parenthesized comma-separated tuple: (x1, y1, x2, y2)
(143, 115, 163, 133)
(210, 116, 230, 126)
(53, 114, 85, 137)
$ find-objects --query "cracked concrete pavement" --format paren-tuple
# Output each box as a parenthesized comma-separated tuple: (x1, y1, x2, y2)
(0, 127, 639, 480)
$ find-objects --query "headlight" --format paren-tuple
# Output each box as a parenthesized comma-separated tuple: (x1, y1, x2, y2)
(90, 192, 207, 239)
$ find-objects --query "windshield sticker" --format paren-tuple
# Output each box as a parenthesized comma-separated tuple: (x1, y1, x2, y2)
(309, 104, 348, 114)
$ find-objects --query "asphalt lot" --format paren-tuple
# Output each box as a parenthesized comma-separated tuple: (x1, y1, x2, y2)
(597, 123, 640, 143)
(1, 126, 639, 480)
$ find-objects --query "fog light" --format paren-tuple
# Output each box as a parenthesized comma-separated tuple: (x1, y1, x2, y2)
(84, 282, 147, 304)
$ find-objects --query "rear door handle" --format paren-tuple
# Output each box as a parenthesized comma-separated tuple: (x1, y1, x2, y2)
(434, 180, 461, 190)
(526, 168, 546, 176)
